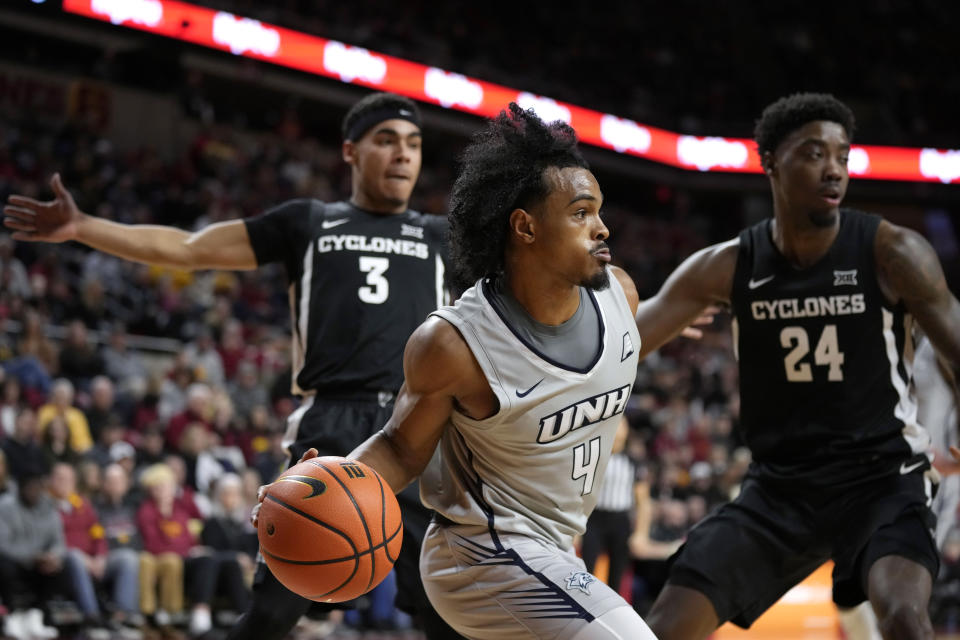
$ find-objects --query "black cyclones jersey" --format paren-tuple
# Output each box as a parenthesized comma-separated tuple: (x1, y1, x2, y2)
(730, 209, 928, 488)
(244, 200, 449, 396)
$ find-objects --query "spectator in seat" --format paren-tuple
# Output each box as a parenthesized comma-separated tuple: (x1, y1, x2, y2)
(201, 473, 255, 601)
(101, 323, 148, 396)
(41, 415, 81, 468)
(137, 463, 241, 636)
(166, 383, 212, 452)
(227, 361, 268, 424)
(50, 462, 139, 627)
(1, 407, 47, 481)
(252, 427, 287, 484)
(0, 464, 68, 640)
(57, 320, 104, 389)
(37, 378, 93, 454)
(183, 327, 225, 387)
(84, 376, 122, 445)
(94, 463, 147, 629)
(16, 308, 59, 380)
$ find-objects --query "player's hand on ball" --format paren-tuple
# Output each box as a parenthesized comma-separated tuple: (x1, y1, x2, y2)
(250, 448, 320, 527)
(680, 305, 721, 340)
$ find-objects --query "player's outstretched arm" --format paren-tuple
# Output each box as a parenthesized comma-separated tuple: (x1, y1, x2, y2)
(348, 316, 490, 493)
(632, 239, 738, 359)
(3, 173, 258, 271)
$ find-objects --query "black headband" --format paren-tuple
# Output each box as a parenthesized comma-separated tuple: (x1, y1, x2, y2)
(345, 105, 422, 142)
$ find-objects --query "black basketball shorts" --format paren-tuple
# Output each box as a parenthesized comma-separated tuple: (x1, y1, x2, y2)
(666, 462, 939, 628)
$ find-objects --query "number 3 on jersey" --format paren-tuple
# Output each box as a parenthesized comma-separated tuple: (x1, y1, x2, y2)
(780, 324, 844, 382)
(358, 256, 389, 304)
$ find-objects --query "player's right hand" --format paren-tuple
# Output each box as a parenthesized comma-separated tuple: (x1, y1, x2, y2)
(3, 173, 82, 243)
(250, 447, 320, 528)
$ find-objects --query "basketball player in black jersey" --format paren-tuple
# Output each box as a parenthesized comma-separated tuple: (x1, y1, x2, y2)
(630, 93, 960, 640)
(3, 93, 465, 639)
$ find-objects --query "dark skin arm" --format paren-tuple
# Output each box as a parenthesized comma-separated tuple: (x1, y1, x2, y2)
(875, 220, 960, 459)
(633, 239, 739, 358)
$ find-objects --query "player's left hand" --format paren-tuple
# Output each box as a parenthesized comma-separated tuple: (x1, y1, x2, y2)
(251, 448, 320, 528)
(680, 305, 721, 340)
(950, 445, 960, 464)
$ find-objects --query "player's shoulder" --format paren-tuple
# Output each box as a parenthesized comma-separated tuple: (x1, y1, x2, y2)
(267, 197, 323, 216)
(404, 315, 476, 390)
(873, 216, 937, 275)
(687, 237, 740, 272)
(873, 216, 924, 252)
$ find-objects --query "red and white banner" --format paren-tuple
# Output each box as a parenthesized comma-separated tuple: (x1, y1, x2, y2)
(63, 0, 960, 184)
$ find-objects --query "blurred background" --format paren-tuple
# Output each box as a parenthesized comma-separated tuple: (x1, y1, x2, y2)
(1, 1, 959, 638)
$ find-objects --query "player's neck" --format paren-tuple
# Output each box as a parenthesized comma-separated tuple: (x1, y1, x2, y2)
(770, 209, 840, 269)
(349, 192, 408, 215)
(501, 270, 581, 327)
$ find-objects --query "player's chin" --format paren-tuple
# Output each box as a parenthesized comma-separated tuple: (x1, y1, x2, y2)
(382, 180, 414, 203)
(807, 207, 839, 228)
(580, 266, 610, 291)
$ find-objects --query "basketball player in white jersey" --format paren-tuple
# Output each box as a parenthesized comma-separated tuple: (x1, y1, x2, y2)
(255, 103, 658, 639)
(837, 336, 959, 640)
(915, 335, 960, 549)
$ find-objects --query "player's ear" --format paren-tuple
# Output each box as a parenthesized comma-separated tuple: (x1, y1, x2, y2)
(509, 208, 536, 245)
(762, 151, 776, 177)
(342, 140, 357, 166)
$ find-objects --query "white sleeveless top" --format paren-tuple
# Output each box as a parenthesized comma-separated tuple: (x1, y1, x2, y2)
(421, 268, 641, 549)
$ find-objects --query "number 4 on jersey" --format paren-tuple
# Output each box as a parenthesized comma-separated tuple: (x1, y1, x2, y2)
(780, 324, 844, 382)
(572, 437, 601, 495)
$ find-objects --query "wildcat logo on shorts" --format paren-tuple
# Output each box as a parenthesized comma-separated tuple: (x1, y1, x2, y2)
(564, 571, 596, 595)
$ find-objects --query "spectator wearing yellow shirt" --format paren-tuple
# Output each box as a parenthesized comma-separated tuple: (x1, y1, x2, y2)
(37, 379, 93, 453)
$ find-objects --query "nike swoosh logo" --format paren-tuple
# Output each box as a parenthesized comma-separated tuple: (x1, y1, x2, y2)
(748, 275, 775, 290)
(516, 379, 544, 398)
(900, 460, 925, 475)
(321, 218, 350, 229)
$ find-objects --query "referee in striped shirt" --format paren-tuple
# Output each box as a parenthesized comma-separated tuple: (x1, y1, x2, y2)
(582, 416, 646, 591)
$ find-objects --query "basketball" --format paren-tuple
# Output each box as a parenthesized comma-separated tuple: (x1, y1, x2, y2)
(257, 456, 403, 602)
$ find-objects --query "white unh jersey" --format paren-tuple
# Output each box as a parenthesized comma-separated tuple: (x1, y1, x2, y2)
(421, 269, 641, 550)
(914, 337, 959, 549)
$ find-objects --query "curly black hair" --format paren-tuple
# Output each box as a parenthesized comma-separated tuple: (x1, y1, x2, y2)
(754, 93, 855, 160)
(447, 103, 588, 290)
(341, 92, 421, 140)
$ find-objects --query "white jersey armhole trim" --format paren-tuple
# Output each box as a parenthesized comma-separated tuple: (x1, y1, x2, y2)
(429, 308, 513, 430)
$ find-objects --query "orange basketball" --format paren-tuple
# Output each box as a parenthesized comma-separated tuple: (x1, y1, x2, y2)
(257, 456, 403, 602)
